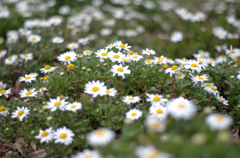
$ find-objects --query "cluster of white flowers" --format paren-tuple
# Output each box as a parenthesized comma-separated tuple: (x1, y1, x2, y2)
(175, 8, 207, 22)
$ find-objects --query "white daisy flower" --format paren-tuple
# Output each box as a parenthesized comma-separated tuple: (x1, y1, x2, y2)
(131, 53, 143, 62)
(67, 42, 79, 50)
(39, 87, 47, 96)
(166, 58, 175, 64)
(19, 53, 33, 62)
(197, 59, 208, 69)
(184, 60, 202, 73)
(19, 74, 36, 83)
(71, 149, 102, 158)
(215, 44, 227, 52)
(100, 87, 117, 97)
(52, 37, 64, 44)
(0, 88, 11, 98)
(114, 41, 131, 51)
(170, 31, 183, 43)
(205, 113, 233, 131)
(154, 56, 167, 65)
(84, 80, 106, 98)
(142, 48, 156, 55)
(53, 126, 75, 146)
(49, 16, 63, 26)
(204, 86, 220, 96)
(216, 95, 229, 106)
(207, 58, 216, 67)
(78, 38, 89, 45)
(87, 128, 115, 146)
(149, 105, 168, 121)
(95, 49, 109, 60)
(0, 81, 7, 90)
(108, 51, 124, 63)
(11, 107, 30, 122)
(144, 60, 154, 65)
(167, 97, 197, 120)
(47, 96, 68, 112)
(135, 145, 172, 158)
(65, 102, 82, 112)
(83, 50, 93, 56)
(110, 64, 131, 79)
(105, 43, 115, 49)
(29, 72, 38, 78)
(40, 65, 56, 74)
(35, 127, 54, 143)
(146, 94, 168, 106)
(0, 106, 9, 116)
(27, 34, 41, 44)
(191, 75, 208, 85)
(19, 88, 38, 98)
(165, 65, 180, 77)
(57, 51, 77, 65)
(5, 55, 18, 65)
(216, 56, 227, 64)
(126, 108, 143, 120)
(144, 115, 166, 133)
(175, 73, 185, 79)
(122, 95, 141, 105)
(0, 50, 7, 58)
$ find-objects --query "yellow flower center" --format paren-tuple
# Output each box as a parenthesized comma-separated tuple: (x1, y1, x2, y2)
(44, 65, 51, 70)
(84, 154, 92, 158)
(109, 44, 113, 47)
(41, 131, 48, 137)
(205, 83, 211, 87)
(101, 52, 108, 56)
(32, 37, 36, 41)
(120, 44, 125, 48)
(129, 97, 134, 100)
(92, 87, 99, 92)
(146, 60, 152, 64)
(132, 56, 138, 59)
(54, 101, 61, 107)
(156, 109, 163, 114)
(71, 105, 77, 108)
(43, 76, 48, 81)
(152, 122, 160, 128)
(113, 55, 120, 58)
(163, 64, 168, 69)
(209, 59, 213, 63)
(24, 54, 28, 57)
(198, 77, 204, 80)
(95, 129, 105, 136)
(171, 65, 178, 70)
(0, 85, 3, 88)
(177, 74, 183, 77)
(153, 96, 161, 101)
(85, 51, 90, 54)
(148, 151, 159, 158)
(65, 56, 71, 60)
(60, 133, 67, 139)
(128, 51, 134, 55)
(199, 60, 203, 64)
(26, 91, 32, 95)
(18, 110, 24, 116)
(25, 76, 31, 80)
(199, 55, 204, 59)
(216, 114, 224, 122)
(211, 86, 217, 91)
(177, 101, 185, 108)
(234, 58, 239, 62)
(105, 90, 111, 93)
(117, 67, 124, 72)
(168, 58, 173, 61)
(67, 64, 74, 70)
(191, 63, 198, 67)
(0, 106, 6, 112)
(231, 50, 235, 53)
(0, 90, 6, 94)
(8, 56, 12, 61)
(131, 112, 137, 116)
(71, 45, 76, 48)
(146, 50, 150, 53)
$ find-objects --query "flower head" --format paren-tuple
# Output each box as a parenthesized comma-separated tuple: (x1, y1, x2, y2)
(11, 107, 30, 122)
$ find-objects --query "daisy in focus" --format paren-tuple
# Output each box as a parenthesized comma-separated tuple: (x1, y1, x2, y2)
(204, 85, 220, 96)
(125, 108, 143, 120)
(40, 65, 56, 74)
(53, 126, 75, 146)
(5, 55, 18, 65)
(11, 107, 30, 122)
(35, 127, 54, 143)
(57, 51, 77, 65)
(87, 128, 115, 146)
(65, 102, 82, 112)
(100, 87, 117, 97)
(191, 75, 208, 85)
(165, 65, 180, 77)
(19, 88, 38, 98)
(84, 80, 106, 98)
(47, 96, 68, 112)
(110, 64, 131, 79)
(115, 41, 131, 51)
(149, 105, 168, 121)
(19, 74, 36, 83)
(146, 94, 168, 106)
(122, 95, 141, 105)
